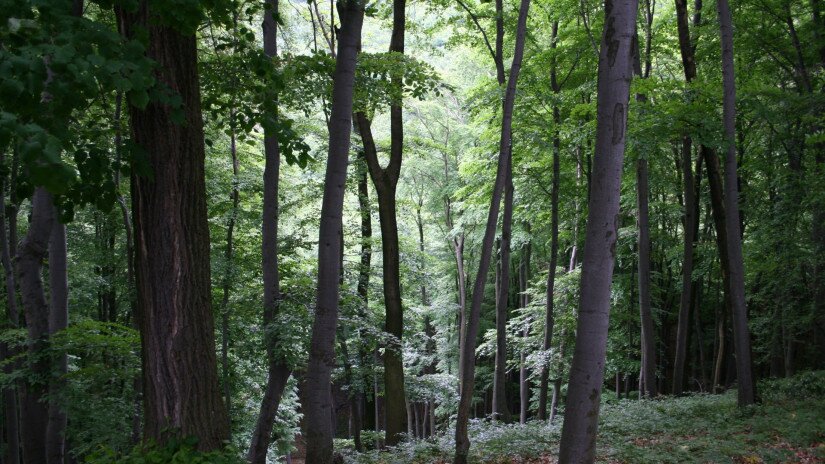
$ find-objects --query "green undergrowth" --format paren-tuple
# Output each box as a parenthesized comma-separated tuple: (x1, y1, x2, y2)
(345, 371, 825, 463)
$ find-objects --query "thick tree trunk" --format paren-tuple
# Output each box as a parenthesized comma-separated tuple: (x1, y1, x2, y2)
(303, 3, 364, 462)
(454, 1, 530, 462)
(716, 0, 756, 406)
(637, 157, 657, 397)
(17, 187, 55, 464)
(46, 218, 68, 464)
(557, 0, 638, 458)
(247, 2, 294, 461)
(117, 2, 230, 448)
(492, 161, 513, 423)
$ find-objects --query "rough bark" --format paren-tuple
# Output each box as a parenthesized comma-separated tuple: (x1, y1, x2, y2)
(247, 1, 294, 461)
(454, 1, 530, 462)
(303, 2, 364, 462)
(116, 2, 230, 448)
(716, 0, 756, 406)
(557, 0, 638, 458)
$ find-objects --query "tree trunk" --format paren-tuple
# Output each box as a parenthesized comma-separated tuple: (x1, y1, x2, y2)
(247, 1, 294, 461)
(303, 2, 364, 462)
(492, 159, 513, 423)
(518, 232, 531, 425)
(454, 1, 530, 462)
(538, 27, 561, 418)
(0, 149, 21, 464)
(220, 120, 239, 425)
(356, 150, 374, 439)
(557, 0, 638, 458)
(716, 0, 756, 406)
(46, 218, 68, 464)
(673, 138, 696, 395)
(17, 187, 54, 464)
(637, 157, 657, 397)
(116, 2, 230, 448)
(353, 0, 408, 445)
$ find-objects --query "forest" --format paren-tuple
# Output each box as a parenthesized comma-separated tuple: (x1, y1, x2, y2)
(1, 0, 825, 462)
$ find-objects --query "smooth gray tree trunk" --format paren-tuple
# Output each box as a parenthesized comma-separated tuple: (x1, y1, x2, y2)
(303, 2, 364, 462)
(716, 0, 756, 406)
(247, 1, 294, 461)
(557, 0, 638, 458)
(454, 1, 530, 462)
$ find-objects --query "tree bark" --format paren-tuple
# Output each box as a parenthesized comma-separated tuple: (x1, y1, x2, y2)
(46, 218, 68, 464)
(538, 23, 561, 418)
(716, 0, 756, 406)
(636, 157, 657, 397)
(454, 1, 530, 462)
(303, 2, 364, 462)
(17, 187, 54, 464)
(17, 187, 55, 464)
(247, 1, 294, 461)
(116, 2, 230, 448)
(492, 157, 513, 423)
(557, 0, 638, 458)
(673, 137, 697, 395)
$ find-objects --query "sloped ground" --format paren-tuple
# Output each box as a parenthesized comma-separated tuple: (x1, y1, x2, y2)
(344, 372, 825, 463)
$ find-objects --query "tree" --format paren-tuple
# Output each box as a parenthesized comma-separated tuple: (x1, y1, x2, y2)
(557, 0, 638, 459)
(247, 0, 295, 461)
(356, 0, 409, 445)
(454, 0, 531, 462)
(16, 187, 55, 464)
(303, 2, 365, 462)
(116, 0, 230, 448)
(716, 0, 756, 406)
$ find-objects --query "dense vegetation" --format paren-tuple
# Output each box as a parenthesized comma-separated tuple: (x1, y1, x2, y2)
(0, 0, 823, 462)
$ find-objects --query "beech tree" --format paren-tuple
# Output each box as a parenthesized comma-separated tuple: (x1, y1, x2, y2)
(303, 2, 364, 462)
(557, 0, 638, 459)
(454, 0, 531, 462)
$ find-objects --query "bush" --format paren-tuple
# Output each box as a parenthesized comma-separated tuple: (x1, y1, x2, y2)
(86, 437, 245, 464)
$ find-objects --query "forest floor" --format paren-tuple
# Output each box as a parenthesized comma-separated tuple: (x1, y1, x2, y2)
(343, 372, 825, 464)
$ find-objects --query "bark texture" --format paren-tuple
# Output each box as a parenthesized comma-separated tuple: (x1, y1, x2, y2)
(117, 2, 230, 448)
